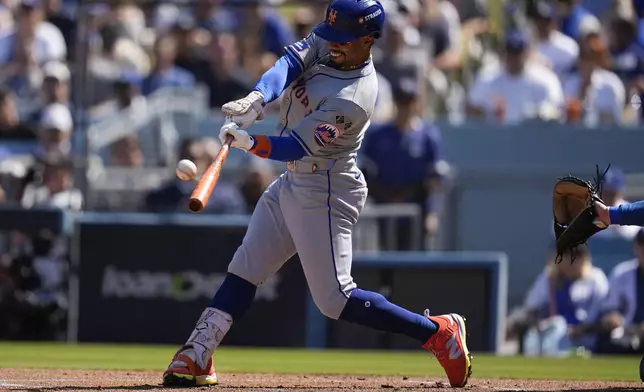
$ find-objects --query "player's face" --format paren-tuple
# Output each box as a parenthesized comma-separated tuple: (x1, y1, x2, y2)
(327, 36, 373, 68)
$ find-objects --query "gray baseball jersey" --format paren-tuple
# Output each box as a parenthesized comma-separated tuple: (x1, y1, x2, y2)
(228, 32, 378, 319)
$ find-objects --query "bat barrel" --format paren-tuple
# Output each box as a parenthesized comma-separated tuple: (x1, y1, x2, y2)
(188, 198, 204, 212)
(187, 134, 233, 212)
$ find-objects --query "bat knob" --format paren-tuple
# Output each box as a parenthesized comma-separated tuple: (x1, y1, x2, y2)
(188, 198, 204, 212)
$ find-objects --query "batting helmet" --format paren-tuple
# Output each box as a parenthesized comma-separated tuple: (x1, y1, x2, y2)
(313, 0, 386, 43)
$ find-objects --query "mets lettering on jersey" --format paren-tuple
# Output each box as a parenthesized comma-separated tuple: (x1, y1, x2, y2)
(293, 79, 313, 114)
(314, 123, 340, 147)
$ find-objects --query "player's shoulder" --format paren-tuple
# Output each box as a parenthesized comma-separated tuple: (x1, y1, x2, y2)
(323, 96, 370, 125)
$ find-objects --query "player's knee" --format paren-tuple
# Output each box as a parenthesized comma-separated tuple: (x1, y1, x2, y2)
(227, 246, 263, 285)
(311, 291, 348, 320)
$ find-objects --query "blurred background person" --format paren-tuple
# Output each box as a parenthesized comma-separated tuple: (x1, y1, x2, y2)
(171, 18, 212, 84)
(0, 0, 67, 66)
(608, 8, 644, 121)
(41, 0, 76, 60)
(25, 60, 71, 125)
(108, 133, 144, 168)
(233, 0, 295, 59)
(89, 71, 147, 121)
(596, 229, 644, 354)
(517, 246, 608, 357)
(556, 0, 600, 40)
(467, 29, 564, 124)
(0, 87, 36, 140)
(532, 1, 579, 80)
(562, 33, 626, 124)
(20, 153, 82, 211)
(141, 32, 195, 96)
(204, 31, 252, 108)
(360, 76, 448, 250)
(34, 102, 72, 158)
(239, 156, 276, 213)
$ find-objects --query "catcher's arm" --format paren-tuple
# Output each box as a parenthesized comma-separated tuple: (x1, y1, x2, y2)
(600, 200, 644, 227)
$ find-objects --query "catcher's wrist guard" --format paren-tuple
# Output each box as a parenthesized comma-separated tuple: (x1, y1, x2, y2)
(552, 164, 612, 263)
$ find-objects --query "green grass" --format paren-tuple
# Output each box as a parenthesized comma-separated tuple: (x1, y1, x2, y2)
(0, 342, 641, 382)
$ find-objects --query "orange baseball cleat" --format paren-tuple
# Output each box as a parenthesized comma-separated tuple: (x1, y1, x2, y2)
(162, 345, 218, 387)
(422, 313, 472, 388)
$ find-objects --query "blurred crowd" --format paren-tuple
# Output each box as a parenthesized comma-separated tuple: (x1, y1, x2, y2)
(0, 228, 68, 340)
(507, 228, 644, 357)
(0, 0, 644, 340)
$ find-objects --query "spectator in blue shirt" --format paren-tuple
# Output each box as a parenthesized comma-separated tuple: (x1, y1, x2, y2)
(609, 13, 644, 88)
(233, 0, 295, 58)
(556, 0, 599, 40)
(141, 33, 196, 96)
(360, 77, 448, 250)
(192, 0, 236, 33)
(520, 246, 609, 357)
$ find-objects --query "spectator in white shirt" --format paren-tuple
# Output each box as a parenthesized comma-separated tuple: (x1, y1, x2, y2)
(467, 29, 565, 124)
(21, 153, 82, 211)
(562, 33, 626, 125)
(532, 1, 579, 80)
(0, 0, 66, 66)
(596, 229, 644, 354)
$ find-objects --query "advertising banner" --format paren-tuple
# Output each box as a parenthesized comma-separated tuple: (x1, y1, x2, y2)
(76, 218, 307, 346)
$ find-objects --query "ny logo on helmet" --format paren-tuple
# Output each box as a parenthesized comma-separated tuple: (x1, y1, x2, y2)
(328, 9, 338, 25)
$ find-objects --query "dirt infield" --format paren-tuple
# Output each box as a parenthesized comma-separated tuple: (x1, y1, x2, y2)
(0, 369, 642, 392)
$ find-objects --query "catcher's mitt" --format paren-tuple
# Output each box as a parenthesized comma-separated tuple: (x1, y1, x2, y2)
(552, 165, 611, 263)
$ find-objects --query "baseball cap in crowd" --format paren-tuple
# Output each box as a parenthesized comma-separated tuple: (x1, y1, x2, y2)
(42, 61, 71, 83)
(40, 103, 73, 133)
(505, 29, 530, 52)
(602, 167, 626, 192)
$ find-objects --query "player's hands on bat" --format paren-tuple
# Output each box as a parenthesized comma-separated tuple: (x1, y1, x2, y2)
(221, 91, 265, 130)
(219, 121, 254, 151)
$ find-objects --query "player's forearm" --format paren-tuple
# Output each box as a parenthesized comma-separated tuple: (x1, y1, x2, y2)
(608, 201, 644, 226)
(253, 52, 302, 105)
(248, 135, 306, 162)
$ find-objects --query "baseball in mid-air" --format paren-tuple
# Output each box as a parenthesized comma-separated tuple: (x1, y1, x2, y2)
(176, 159, 198, 181)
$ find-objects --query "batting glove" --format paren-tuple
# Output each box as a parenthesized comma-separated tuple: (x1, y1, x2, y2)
(219, 121, 254, 152)
(221, 91, 265, 130)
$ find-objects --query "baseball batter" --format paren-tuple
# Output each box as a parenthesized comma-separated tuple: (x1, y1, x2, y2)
(163, 0, 471, 388)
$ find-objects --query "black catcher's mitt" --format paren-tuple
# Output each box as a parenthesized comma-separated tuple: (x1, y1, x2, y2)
(552, 165, 611, 262)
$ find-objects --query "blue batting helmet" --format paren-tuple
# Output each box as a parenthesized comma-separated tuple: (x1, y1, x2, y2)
(313, 0, 385, 43)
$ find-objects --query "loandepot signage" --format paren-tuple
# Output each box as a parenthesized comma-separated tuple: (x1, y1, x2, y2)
(101, 266, 280, 302)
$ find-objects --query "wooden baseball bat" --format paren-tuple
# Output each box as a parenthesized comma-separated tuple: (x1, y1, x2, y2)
(188, 119, 235, 213)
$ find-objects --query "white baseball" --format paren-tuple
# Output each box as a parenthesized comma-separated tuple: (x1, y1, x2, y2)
(176, 159, 198, 181)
